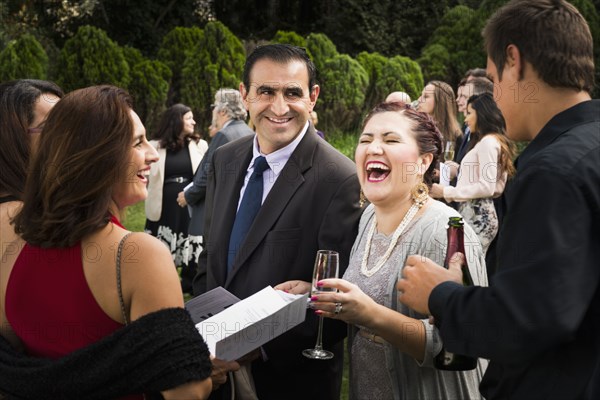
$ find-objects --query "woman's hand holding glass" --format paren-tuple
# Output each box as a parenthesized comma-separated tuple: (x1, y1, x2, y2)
(310, 279, 377, 328)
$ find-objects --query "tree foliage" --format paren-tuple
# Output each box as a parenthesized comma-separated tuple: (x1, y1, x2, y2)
(128, 60, 172, 134)
(317, 0, 450, 59)
(306, 33, 338, 76)
(318, 54, 368, 132)
(157, 26, 204, 104)
(56, 25, 129, 92)
(3, 0, 598, 141)
(180, 21, 245, 130)
(419, 5, 486, 87)
(213, 0, 320, 40)
(570, 0, 600, 97)
(390, 56, 424, 100)
(271, 31, 306, 48)
(418, 44, 451, 84)
(15, 0, 207, 56)
(357, 52, 423, 111)
(122, 46, 145, 70)
(0, 33, 49, 81)
(212, 0, 449, 60)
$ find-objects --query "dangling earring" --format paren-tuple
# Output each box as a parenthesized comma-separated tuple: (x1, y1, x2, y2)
(411, 175, 429, 207)
(359, 189, 367, 208)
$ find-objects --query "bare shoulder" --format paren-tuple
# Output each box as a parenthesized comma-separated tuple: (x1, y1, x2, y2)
(0, 201, 24, 286)
(117, 232, 180, 288)
(0, 202, 24, 348)
(117, 232, 184, 321)
(0, 201, 21, 248)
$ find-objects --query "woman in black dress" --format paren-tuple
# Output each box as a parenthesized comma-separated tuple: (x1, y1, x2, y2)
(145, 104, 208, 293)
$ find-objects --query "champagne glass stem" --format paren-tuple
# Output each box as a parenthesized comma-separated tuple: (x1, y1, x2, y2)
(313, 315, 325, 351)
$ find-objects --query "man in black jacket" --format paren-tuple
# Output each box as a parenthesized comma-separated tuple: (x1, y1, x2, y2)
(398, 1, 600, 398)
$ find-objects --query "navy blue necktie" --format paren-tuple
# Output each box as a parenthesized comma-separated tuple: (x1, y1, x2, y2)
(227, 156, 269, 272)
(456, 128, 471, 163)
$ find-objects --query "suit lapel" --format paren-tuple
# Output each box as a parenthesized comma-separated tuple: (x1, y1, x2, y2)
(225, 128, 319, 286)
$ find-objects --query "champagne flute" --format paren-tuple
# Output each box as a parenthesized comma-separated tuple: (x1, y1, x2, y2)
(444, 141, 455, 162)
(302, 250, 339, 360)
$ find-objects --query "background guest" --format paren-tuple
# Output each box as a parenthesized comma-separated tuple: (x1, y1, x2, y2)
(177, 88, 254, 287)
(385, 90, 412, 104)
(430, 93, 515, 256)
(454, 77, 494, 166)
(310, 110, 325, 139)
(145, 103, 208, 293)
(416, 80, 462, 155)
(0, 79, 63, 262)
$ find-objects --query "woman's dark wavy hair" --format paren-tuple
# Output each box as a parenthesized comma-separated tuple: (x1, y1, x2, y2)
(14, 85, 134, 247)
(153, 103, 197, 151)
(0, 79, 63, 199)
(362, 101, 443, 187)
(467, 93, 516, 177)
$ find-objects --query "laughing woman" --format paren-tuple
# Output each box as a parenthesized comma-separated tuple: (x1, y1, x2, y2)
(277, 102, 488, 400)
(1, 86, 215, 399)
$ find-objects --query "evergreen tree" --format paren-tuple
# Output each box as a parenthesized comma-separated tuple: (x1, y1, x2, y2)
(306, 33, 338, 77)
(0, 33, 49, 81)
(357, 52, 422, 111)
(418, 5, 485, 87)
(157, 26, 204, 105)
(128, 60, 172, 134)
(271, 31, 307, 48)
(56, 25, 129, 91)
(180, 21, 245, 130)
(417, 44, 451, 84)
(318, 54, 368, 132)
(570, 0, 600, 98)
(390, 55, 424, 100)
(122, 46, 145, 70)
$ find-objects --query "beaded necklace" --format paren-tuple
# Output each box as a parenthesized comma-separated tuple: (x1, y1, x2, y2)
(360, 202, 422, 277)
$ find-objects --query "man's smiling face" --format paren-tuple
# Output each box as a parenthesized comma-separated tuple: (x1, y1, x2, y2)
(240, 58, 319, 154)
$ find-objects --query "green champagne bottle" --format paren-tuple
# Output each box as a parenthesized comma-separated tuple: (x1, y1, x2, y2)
(433, 217, 477, 371)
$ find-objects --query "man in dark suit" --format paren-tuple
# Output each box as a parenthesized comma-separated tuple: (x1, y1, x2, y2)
(178, 88, 254, 237)
(177, 89, 254, 292)
(398, 1, 600, 399)
(194, 44, 362, 399)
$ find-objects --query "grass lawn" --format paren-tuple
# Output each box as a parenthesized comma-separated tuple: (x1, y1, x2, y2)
(122, 201, 351, 399)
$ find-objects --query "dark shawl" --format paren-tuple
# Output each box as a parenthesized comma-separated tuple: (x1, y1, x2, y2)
(0, 308, 212, 399)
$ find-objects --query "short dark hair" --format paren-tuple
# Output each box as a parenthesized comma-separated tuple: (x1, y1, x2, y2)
(0, 79, 63, 199)
(483, 0, 595, 92)
(14, 85, 134, 247)
(363, 101, 443, 187)
(153, 103, 195, 151)
(242, 44, 317, 92)
(464, 68, 488, 80)
(467, 77, 494, 96)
